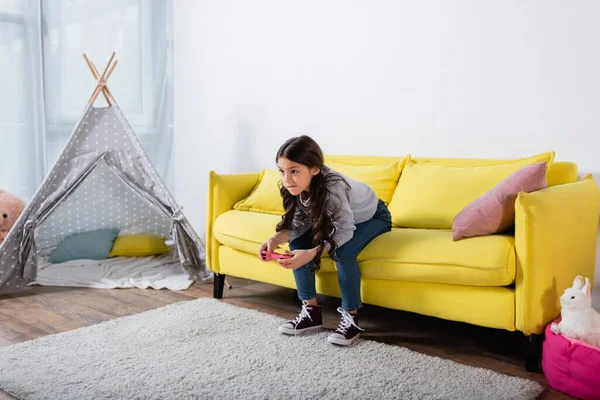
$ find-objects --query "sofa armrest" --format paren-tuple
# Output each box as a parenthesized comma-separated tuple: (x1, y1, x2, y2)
(515, 175, 599, 335)
(206, 171, 260, 272)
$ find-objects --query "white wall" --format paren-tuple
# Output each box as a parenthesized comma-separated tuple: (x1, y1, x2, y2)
(173, 0, 600, 285)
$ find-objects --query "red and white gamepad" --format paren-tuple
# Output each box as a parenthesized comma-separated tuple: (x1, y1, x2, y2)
(261, 250, 292, 261)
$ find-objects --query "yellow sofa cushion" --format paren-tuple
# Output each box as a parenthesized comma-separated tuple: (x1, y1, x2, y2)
(388, 151, 555, 229)
(358, 228, 516, 286)
(109, 234, 171, 257)
(233, 155, 411, 215)
(233, 169, 284, 215)
(213, 210, 337, 273)
(326, 156, 410, 204)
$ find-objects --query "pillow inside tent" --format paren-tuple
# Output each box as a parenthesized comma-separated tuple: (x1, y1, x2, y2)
(49, 229, 120, 263)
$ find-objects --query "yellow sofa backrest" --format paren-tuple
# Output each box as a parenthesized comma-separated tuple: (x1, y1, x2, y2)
(231, 154, 578, 230)
(324, 155, 577, 187)
(326, 154, 577, 229)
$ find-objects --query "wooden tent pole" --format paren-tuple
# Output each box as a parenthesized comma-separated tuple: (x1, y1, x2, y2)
(89, 52, 115, 105)
(90, 60, 118, 105)
(87, 52, 116, 106)
(83, 54, 111, 106)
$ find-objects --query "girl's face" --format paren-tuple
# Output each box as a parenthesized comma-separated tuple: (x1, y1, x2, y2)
(277, 157, 320, 196)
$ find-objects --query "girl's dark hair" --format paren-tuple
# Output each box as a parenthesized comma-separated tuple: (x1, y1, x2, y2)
(275, 135, 347, 272)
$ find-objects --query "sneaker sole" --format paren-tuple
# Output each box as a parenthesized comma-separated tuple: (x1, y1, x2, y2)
(327, 333, 360, 346)
(278, 325, 323, 336)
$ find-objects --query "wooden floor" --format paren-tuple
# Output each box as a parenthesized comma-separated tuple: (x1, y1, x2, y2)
(0, 277, 582, 400)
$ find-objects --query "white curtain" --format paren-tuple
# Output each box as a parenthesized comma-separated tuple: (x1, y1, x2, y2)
(0, 0, 174, 201)
(0, 0, 46, 201)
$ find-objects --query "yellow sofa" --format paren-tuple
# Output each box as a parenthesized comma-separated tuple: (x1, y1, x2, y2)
(206, 154, 599, 369)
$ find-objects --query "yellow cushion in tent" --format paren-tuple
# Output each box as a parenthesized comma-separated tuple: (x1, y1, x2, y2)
(109, 234, 171, 257)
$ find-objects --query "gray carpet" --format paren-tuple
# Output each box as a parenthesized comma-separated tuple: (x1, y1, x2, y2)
(0, 297, 543, 400)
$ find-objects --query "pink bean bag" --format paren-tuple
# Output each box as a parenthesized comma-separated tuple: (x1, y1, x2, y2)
(542, 317, 600, 399)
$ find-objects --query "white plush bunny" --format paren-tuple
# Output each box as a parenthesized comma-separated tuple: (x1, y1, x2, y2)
(551, 275, 600, 348)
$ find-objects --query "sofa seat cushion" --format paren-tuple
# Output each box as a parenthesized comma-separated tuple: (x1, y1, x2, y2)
(213, 210, 337, 273)
(358, 228, 516, 286)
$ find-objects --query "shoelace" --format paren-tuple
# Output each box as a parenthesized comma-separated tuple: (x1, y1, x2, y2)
(292, 300, 313, 330)
(335, 307, 365, 334)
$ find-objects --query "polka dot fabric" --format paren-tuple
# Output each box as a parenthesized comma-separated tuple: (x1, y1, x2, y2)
(64, 107, 136, 158)
(35, 160, 172, 250)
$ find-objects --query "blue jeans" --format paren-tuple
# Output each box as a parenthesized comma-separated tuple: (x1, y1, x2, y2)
(290, 200, 392, 311)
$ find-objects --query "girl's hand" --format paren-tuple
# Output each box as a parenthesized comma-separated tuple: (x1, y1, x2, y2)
(257, 236, 281, 261)
(257, 241, 269, 262)
(278, 249, 316, 270)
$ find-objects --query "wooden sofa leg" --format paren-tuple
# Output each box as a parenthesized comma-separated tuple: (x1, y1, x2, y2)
(213, 274, 226, 299)
(525, 333, 543, 372)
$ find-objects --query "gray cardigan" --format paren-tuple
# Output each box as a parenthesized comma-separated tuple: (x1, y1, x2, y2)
(283, 165, 378, 249)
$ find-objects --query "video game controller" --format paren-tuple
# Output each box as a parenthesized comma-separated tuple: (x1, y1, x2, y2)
(261, 250, 292, 261)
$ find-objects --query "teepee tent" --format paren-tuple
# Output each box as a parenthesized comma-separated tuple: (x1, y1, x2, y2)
(0, 53, 210, 295)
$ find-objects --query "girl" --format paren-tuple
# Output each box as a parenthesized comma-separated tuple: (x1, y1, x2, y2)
(258, 135, 392, 346)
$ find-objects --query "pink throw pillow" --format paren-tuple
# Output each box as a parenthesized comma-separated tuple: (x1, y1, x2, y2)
(452, 161, 547, 241)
